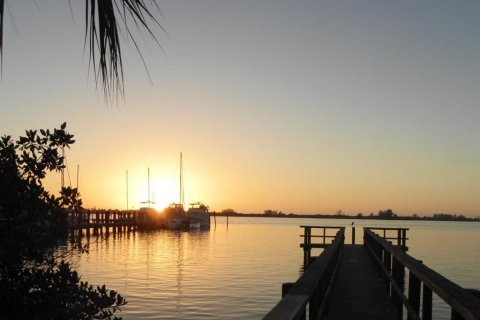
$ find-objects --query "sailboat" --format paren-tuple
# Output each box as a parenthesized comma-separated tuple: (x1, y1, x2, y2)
(137, 168, 163, 227)
(165, 203, 186, 230)
(164, 153, 187, 230)
(165, 153, 210, 230)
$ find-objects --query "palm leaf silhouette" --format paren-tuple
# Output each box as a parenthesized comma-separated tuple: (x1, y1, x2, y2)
(0, 0, 160, 101)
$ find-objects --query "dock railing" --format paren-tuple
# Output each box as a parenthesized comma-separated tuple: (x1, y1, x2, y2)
(263, 227, 345, 320)
(364, 228, 480, 320)
(68, 209, 138, 233)
(300, 226, 345, 266)
(367, 227, 409, 251)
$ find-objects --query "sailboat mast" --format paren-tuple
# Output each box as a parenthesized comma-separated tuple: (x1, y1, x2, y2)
(126, 170, 129, 211)
(76, 164, 79, 189)
(148, 168, 151, 208)
(180, 152, 184, 208)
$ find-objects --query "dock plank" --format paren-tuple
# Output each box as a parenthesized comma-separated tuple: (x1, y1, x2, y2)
(325, 245, 397, 320)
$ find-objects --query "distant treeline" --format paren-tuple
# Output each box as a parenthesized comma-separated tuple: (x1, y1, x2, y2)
(211, 209, 479, 222)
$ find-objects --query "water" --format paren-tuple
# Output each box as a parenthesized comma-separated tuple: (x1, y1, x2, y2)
(62, 217, 480, 319)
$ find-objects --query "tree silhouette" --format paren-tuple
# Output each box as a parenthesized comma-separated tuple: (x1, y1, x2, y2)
(378, 209, 396, 219)
(0, 0, 161, 101)
(0, 123, 126, 319)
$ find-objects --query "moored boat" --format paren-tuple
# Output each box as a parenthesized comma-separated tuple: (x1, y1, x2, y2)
(151, 153, 211, 231)
(165, 203, 187, 230)
(137, 207, 166, 228)
(187, 202, 210, 230)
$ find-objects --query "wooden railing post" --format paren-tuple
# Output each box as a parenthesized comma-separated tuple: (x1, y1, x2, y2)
(303, 227, 310, 267)
(402, 229, 407, 251)
(392, 257, 405, 318)
(310, 285, 321, 320)
(422, 284, 432, 320)
(383, 250, 392, 291)
(282, 283, 294, 297)
(408, 273, 421, 319)
(322, 227, 326, 246)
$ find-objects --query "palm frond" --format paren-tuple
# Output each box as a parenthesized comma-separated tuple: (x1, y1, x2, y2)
(86, 0, 161, 102)
(0, 0, 160, 101)
(0, 0, 4, 73)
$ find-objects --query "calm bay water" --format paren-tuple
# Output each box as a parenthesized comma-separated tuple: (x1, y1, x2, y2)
(61, 217, 480, 319)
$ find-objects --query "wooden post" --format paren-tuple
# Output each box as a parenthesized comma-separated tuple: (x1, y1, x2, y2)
(303, 227, 311, 268)
(282, 283, 294, 297)
(402, 229, 407, 251)
(392, 257, 404, 318)
(408, 273, 421, 320)
(309, 285, 321, 320)
(322, 227, 326, 246)
(383, 251, 392, 291)
(352, 226, 356, 245)
(106, 211, 110, 235)
(422, 284, 432, 320)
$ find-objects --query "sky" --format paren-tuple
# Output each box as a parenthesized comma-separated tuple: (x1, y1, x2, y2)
(0, 0, 479, 216)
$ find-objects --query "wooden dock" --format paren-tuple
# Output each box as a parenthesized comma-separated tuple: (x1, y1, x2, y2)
(264, 226, 480, 320)
(327, 245, 397, 319)
(67, 209, 140, 236)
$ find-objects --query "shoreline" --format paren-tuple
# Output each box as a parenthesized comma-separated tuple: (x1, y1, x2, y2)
(210, 212, 480, 222)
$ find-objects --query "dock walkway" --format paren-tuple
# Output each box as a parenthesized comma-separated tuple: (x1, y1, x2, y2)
(263, 226, 480, 320)
(326, 245, 396, 320)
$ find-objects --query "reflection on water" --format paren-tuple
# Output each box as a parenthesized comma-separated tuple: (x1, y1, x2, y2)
(60, 218, 480, 319)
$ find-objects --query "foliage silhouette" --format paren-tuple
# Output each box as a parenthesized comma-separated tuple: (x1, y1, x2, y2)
(378, 209, 396, 219)
(0, 123, 126, 320)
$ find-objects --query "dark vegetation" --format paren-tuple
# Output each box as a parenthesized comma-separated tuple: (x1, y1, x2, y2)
(214, 209, 478, 221)
(0, 123, 126, 319)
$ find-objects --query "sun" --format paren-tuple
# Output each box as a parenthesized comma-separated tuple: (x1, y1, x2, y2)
(151, 178, 179, 211)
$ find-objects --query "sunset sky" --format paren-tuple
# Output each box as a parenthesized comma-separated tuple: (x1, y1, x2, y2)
(1, 1, 478, 216)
